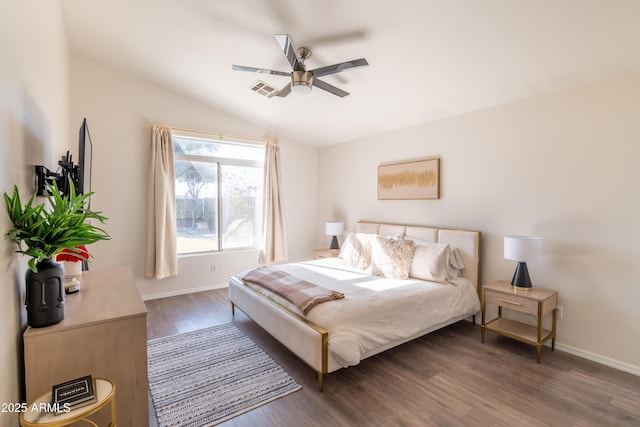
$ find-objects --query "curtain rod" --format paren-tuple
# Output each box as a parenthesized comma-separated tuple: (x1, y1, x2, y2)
(168, 126, 273, 145)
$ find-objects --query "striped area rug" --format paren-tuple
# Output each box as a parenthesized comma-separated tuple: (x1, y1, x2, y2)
(147, 323, 301, 426)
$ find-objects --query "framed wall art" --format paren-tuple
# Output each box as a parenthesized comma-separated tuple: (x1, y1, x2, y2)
(378, 158, 440, 200)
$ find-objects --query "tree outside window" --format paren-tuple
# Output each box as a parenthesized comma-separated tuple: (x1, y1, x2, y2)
(173, 135, 264, 254)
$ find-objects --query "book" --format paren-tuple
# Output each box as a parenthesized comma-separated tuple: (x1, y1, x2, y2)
(51, 375, 97, 414)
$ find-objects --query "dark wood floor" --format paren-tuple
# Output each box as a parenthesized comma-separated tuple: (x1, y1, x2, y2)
(146, 288, 640, 427)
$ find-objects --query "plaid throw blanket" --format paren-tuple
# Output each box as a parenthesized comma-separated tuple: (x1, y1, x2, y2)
(240, 266, 345, 315)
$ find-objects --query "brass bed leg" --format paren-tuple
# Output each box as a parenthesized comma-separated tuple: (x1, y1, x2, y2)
(319, 328, 328, 392)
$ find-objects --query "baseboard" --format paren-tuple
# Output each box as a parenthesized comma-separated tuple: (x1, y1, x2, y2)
(554, 342, 640, 377)
(142, 283, 228, 301)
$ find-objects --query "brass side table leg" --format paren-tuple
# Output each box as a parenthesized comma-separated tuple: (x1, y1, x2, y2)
(552, 308, 557, 351)
(536, 302, 543, 363)
(109, 390, 117, 427)
(480, 290, 486, 343)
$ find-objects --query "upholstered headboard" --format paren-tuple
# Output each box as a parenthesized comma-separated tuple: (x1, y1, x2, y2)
(355, 221, 481, 291)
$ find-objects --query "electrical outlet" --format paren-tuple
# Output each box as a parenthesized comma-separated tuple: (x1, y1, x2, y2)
(556, 306, 563, 320)
(210, 264, 216, 272)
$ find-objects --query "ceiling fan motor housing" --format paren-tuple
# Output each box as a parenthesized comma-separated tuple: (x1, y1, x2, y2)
(292, 70, 313, 90)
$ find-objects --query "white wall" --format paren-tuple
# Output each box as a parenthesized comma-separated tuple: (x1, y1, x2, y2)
(69, 56, 318, 299)
(317, 73, 640, 374)
(0, 1, 70, 425)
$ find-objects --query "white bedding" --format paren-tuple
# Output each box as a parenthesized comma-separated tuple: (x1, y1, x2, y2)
(240, 257, 481, 368)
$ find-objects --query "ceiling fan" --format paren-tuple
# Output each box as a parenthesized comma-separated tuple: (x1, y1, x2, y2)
(232, 34, 368, 98)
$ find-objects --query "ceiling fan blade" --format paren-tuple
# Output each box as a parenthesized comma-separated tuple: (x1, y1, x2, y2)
(275, 82, 292, 97)
(310, 58, 369, 78)
(275, 34, 304, 71)
(313, 78, 349, 97)
(232, 64, 291, 77)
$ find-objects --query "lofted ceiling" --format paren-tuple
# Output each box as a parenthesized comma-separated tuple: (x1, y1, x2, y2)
(59, 0, 640, 147)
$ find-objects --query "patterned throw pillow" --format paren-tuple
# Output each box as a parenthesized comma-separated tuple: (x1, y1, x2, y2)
(340, 233, 374, 270)
(369, 236, 415, 279)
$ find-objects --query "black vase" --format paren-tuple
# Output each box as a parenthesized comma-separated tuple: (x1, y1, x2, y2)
(25, 259, 65, 327)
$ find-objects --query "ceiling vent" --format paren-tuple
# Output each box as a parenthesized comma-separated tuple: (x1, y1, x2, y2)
(250, 80, 280, 98)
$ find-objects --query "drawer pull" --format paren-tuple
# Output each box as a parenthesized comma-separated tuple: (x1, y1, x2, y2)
(497, 298, 523, 306)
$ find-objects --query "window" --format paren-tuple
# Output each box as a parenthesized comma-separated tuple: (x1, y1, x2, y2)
(173, 133, 265, 254)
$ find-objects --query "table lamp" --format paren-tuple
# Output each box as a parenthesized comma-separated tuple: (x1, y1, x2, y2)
(504, 235, 542, 288)
(325, 221, 344, 254)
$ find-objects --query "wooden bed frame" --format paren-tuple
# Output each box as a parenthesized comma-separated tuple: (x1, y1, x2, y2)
(229, 221, 481, 391)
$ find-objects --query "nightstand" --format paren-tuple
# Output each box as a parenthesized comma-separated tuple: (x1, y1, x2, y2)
(313, 248, 339, 259)
(481, 281, 558, 363)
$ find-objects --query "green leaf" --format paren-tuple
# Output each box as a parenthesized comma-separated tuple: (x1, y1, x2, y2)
(3, 180, 111, 270)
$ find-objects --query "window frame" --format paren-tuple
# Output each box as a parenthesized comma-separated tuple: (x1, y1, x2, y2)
(172, 131, 265, 255)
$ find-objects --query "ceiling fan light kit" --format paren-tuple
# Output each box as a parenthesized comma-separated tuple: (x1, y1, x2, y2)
(232, 34, 368, 98)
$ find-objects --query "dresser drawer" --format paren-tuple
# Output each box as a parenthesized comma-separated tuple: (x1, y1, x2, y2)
(484, 289, 538, 315)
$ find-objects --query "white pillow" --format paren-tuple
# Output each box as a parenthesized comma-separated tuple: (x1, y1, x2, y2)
(409, 240, 450, 283)
(369, 236, 415, 279)
(449, 247, 465, 278)
(339, 233, 373, 270)
(408, 239, 465, 283)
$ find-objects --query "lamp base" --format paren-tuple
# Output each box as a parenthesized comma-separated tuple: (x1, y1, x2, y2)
(329, 235, 340, 251)
(511, 262, 533, 288)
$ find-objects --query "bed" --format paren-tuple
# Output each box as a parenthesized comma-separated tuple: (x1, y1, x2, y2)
(229, 221, 481, 391)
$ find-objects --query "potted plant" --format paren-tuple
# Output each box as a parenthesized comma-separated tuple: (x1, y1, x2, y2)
(3, 181, 110, 327)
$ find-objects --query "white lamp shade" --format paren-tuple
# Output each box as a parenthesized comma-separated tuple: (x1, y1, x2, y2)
(325, 221, 344, 236)
(504, 235, 542, 262)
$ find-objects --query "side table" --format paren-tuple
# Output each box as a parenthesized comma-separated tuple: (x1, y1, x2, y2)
(20, 378, 116, 427)
(481, 281, 558, 363)
(313, 248, 339, 259)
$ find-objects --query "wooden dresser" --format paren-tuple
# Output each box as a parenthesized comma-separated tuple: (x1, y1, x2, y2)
(23, 267, 148, 427)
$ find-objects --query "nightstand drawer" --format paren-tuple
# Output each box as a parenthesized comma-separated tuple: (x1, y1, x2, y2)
(484, 290, 538, 315)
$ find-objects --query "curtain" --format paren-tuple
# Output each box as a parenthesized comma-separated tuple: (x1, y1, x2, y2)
(145, 126, 178, 279)
(260, 140, 288, 264)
